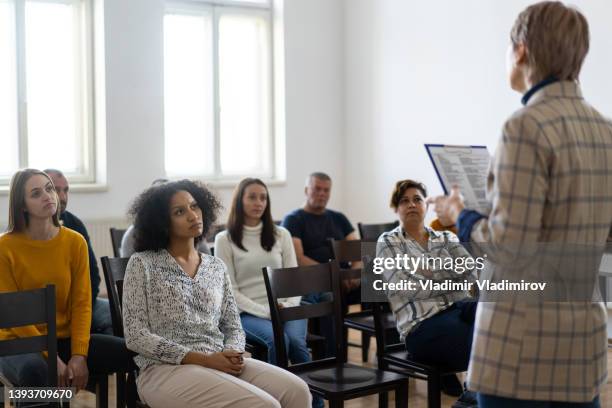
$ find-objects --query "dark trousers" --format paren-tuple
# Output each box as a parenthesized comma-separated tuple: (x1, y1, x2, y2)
(478, 393, 600, 408)
(0, 334, 136, 387)
(404, 300, 477, 370)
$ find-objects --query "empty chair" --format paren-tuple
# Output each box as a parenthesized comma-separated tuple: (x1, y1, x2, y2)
(110, 228, 127, 258)
(263, 261, 408, 408)
(357, 221, 399, 242)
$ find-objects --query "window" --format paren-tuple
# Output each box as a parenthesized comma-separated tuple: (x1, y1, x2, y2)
(0, 0, 95, 185)
(164, 0, 276, 180)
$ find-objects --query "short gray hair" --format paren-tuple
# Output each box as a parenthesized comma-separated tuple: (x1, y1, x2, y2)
(306, 172, 331, 186)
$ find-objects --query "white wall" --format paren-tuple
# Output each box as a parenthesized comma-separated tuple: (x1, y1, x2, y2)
(3, 0, 612, 231)
(0, 0, 346, 226)
(344, 0, 612, 224)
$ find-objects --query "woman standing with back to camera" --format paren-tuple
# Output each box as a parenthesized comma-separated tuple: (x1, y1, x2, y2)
(429, 2, 612, 407)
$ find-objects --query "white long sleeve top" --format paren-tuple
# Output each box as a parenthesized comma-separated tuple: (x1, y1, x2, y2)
(214, 224, 300, 319)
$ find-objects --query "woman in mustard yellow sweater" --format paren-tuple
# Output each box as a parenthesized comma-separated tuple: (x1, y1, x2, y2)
(0, 169, 133, 391)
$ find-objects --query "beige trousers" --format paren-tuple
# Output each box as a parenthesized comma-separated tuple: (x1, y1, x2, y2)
(136, 358, 312, 408)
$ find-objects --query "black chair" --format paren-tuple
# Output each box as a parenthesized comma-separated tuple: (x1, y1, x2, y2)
(100, 257, 147, 408)
(0, 285, 63, 407)
(358, 221, 399, 242)
(206, 223, 226, 243)
(330, 239, 399, 364)
(372, 300, 463, 408)
(263, 261, 408, 408)
(109, 228, 127, 258)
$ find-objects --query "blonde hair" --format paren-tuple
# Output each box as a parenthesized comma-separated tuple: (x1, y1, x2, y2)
(511, 1, 589, 84)
(7, 169, 61, 233)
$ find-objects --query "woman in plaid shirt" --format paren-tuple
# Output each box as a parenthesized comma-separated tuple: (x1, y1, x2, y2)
(376, 179, 479, 407)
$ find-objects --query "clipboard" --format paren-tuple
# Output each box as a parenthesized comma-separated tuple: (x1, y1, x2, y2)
(425, 144, 490, 212)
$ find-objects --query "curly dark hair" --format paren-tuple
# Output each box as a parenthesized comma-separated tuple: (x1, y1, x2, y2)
(128, 179, 221, 252)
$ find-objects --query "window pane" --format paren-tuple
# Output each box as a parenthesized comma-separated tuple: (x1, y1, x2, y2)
(233, 0, 269, 4)
(164, 13, 214, 177)
(25, 0, 81, 172)
(219, 13, 271, 176)
(0, 0, 19, 178)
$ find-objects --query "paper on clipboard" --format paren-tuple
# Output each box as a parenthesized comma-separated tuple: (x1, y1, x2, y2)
(425, 144, 491, 213)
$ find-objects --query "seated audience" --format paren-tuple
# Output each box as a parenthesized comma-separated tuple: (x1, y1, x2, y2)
(122, 180, 311, 408)
(45, 168, 113, 335)
(376, 179, 478, 407)
(215, 178, 323, 408)
(0, 169, 133, 391)
(120, 178, 210, 257)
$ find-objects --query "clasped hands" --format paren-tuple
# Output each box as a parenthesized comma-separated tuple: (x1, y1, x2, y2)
(201, 350, 245, 376)
(57, 355, 88, 392)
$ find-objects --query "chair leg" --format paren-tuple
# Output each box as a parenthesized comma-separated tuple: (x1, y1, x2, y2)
(378, 391, 389, 408)
(96, 375, 109, 408)
(343, 326, 349, 362)
(126, 371, 139, 408)
(395, 381, 408, 408)
(116, 371, 126, 408)
(427, 373, 441, 408)
(361, 332, 370, 362)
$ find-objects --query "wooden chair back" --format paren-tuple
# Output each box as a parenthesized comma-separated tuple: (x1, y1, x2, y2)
(101, 256, 130, 337)
(110, 228, 127, 257)
(357, 221, 399, 242)
(263, 261, 344, 367)
(0, 285, 58, 388)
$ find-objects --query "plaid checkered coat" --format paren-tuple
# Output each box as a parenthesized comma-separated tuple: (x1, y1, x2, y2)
(466, 81, 612, 402)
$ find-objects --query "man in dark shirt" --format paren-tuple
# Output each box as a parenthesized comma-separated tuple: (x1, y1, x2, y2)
(283, 172, 359, 356)
(283, 172, 358, 265)
(46, 169, 113, 335)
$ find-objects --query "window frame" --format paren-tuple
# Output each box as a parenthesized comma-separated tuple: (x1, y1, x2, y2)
(0, 0, 96, 186)
(164, 0, 278, 182)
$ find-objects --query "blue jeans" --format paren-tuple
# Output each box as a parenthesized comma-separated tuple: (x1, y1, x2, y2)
(301, 292, 336, 357)
(240, 313, 311, 365)
(92, 298, 113, 335)
(240, 313, 324, 408)
(478, 394, 600, 408)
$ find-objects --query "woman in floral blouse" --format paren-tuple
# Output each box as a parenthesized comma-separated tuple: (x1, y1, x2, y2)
(122, 179, 311, 408)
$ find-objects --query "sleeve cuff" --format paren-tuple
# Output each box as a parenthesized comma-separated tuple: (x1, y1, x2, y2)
(175, 347, 191, 365)
(224, 343, 246, 353)
(457, 209, 485, 243)
(71, 340, 90, 357)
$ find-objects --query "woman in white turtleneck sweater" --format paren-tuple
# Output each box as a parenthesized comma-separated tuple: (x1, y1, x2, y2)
(214, 178, 312, 367)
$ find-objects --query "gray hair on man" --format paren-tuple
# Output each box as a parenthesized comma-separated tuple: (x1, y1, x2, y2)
(305, 172, 331, 186)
